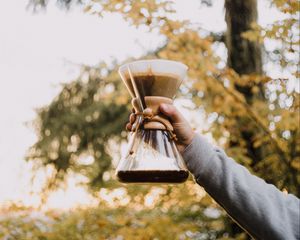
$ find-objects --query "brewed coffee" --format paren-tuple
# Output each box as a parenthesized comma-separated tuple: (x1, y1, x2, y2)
(123, 73, 181, 107)
(117, 170, 189, 183)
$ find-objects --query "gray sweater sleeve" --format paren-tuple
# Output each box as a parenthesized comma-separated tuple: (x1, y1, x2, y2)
(182, 134, 300, 240)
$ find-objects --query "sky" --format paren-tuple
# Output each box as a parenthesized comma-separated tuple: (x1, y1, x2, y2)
(0, 0, 162, 207)
(0, 0, 290, 209)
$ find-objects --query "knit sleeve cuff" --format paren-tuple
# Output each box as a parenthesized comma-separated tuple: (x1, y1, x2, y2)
(182, 134, 216, 179)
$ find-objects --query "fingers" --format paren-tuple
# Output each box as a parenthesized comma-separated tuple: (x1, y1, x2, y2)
(126, 113, 136, 131)
(126, 123, 132, 131)
(129, 113, 136, 124)
(127, 105, 187, 133)
(159, 104, 186, 124)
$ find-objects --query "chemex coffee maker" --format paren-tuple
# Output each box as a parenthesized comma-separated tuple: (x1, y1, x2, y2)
(116, 59, 189, 183)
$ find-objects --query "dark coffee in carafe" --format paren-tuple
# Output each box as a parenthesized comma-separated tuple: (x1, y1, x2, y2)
(117, 170, 189, 183)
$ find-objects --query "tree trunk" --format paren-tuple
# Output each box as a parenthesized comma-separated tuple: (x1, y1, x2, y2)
(225, 0, 262, 75)
(225, 0, 265, 174)
(224, 0, 263, 238)
(225, 0, 264, 169)
(225, 0, 263, 100)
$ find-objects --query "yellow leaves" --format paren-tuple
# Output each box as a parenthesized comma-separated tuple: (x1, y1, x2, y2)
(192, 80, 204, 92)
(273, 0, 299, 14)
(159, 27, 218, 71)
(251, 86, 260, 94)
(291, 157, 300, 171)
(293, 70, 300, 79)
(84, 5, 92, 13)
(200, 195, 213, 207)
(160, 20, 185, 36)
(210, 219, 225, 231)
(227, 147, 253, 166)
(110, 214, 196, 240)
(114, 215, 131, 226)
(276, 109, 299, 131)
(241, 22, 264, 43)
(253, 135, 270, 149)
(97, 219, 107, 227)
(234, 74, 270, 88)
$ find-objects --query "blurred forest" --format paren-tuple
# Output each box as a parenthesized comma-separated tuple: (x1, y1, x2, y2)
(1, 0, 299, 239)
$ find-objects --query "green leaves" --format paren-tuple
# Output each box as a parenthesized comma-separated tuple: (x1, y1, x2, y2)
(27, 65, 130, 188)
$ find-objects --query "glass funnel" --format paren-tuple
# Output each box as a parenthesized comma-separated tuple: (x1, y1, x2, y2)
(116, 59, 189, 183)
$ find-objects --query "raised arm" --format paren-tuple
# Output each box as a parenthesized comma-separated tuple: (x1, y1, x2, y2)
(183, 134, 300, 240)
(126, 103, 300, 240)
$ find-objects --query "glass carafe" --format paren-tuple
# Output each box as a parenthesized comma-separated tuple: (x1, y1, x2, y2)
(116, 59, 189, 183)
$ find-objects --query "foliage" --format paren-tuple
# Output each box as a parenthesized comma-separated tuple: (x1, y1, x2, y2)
(0, 181, 246, 240)
(242, 0, 299, 75)
(24, 0, 300, 239)
(27, 65, 130, 190)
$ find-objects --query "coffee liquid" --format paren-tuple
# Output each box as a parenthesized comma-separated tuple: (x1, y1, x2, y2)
(117, 170, 189, 183)
(123, 73, 181, 106)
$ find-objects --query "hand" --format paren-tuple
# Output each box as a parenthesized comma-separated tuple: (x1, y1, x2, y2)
(126, 104, 195, 153)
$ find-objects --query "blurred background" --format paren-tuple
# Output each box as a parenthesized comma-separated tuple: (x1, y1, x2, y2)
(0, 0, 299, 239)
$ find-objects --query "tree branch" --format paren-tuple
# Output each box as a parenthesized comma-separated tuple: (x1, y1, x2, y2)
(212, 73, 299, 187)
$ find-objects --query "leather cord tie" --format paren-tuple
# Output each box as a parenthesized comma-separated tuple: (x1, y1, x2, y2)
(128, 96, 177, 155)
(133, 108, 178, 141)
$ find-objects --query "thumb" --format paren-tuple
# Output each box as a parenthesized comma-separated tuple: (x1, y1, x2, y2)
(159, 104, 184, 124)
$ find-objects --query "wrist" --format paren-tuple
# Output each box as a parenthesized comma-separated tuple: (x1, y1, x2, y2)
(177, 131, 196, 154)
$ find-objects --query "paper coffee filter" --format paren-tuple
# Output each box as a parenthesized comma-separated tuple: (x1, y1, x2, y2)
(119, 59, 188, 78)
(119, 59, 188, 98)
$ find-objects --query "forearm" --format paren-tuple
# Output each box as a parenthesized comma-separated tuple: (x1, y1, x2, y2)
(182, 134, 300, 240)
